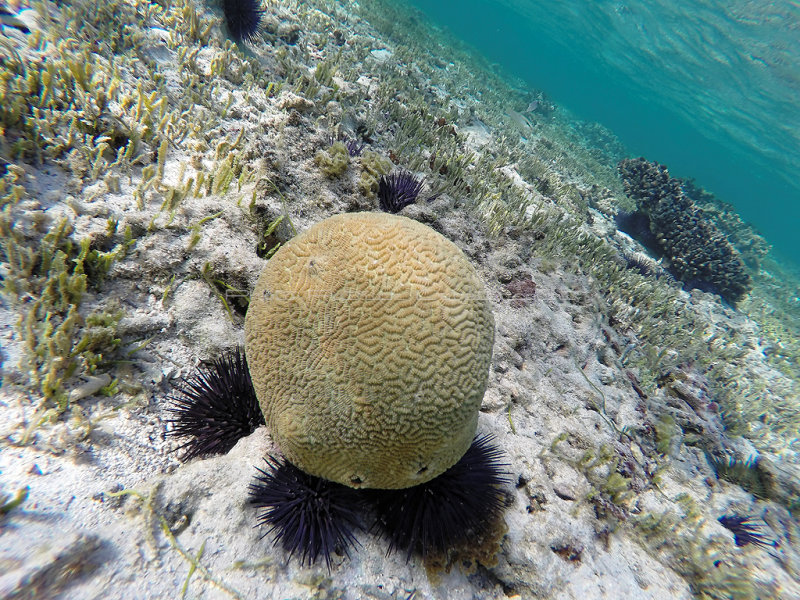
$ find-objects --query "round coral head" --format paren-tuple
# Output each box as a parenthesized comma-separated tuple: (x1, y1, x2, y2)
(244, 212, 494, 489)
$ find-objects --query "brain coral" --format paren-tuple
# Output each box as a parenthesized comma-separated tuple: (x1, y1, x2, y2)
(244, 212, 494, 489)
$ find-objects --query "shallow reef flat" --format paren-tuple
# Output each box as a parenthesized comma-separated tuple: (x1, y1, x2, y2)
(1, 0, 799, 598)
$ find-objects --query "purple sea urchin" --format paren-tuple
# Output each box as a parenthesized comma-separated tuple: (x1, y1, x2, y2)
(344, 138, 366, 157)
(221, 0, 264, 43)
(707, 454, 768, 500)
(249, 456, 363, 569)
(167, 347, 264, 461)
(718, 515, 775, 550)
(377, 171, 424, 213)
(368, 434, 508, 560)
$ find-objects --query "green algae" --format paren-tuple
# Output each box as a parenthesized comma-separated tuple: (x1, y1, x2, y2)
(1, 212, 124, 412)
(314, 141, 349, 178)
(357, 150, 392, 198)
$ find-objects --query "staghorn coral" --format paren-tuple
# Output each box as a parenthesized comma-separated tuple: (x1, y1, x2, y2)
(244, 212, 495, 489)
(618, 158, 750, 304)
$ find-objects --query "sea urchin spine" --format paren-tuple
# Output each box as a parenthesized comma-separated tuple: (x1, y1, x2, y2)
(249, 456, 364, 570)
(221, 0, 264, 43)
(377, 170, 424, 213)
(368, 434, 509, 560)
(718, 514, 775, 550)
(166, 347, 264, 461)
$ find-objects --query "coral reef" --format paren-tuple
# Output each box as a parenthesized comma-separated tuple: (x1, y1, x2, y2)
(1, 0, 798, 596)
(618, 157, 751, 304)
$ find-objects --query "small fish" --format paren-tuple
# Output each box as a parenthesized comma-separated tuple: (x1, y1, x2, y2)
(506, 109, 532, 132)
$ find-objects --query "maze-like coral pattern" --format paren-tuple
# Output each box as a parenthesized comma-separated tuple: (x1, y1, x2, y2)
(245, 212, 494, 489)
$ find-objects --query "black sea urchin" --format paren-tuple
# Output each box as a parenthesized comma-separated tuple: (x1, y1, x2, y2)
(368, 434, 509, 560)
(707, 453, 768, 500)
(378, 170, 424, 213)
(166, 347, 264, 461)
(249, 456, 363, 569)
(221, 0, 264, 42)
(718, 514, 775, 550)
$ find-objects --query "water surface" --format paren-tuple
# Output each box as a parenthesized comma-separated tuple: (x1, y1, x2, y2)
(409, 0, 800, 265)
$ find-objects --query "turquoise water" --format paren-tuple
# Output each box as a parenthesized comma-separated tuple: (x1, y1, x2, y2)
(408, 0, 800, 266)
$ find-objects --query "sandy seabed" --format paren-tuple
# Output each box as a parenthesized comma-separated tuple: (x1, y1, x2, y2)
(1, 1, 799, 598)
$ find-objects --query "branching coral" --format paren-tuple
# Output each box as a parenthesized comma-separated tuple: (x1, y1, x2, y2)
(618, 158, 750, 305)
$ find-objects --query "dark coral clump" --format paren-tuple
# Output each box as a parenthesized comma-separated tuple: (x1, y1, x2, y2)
(618, 158, 682, 213)
(682, 178, 771, 269)
(367, 434, 509, 560)
(166, 347, 264, 461)
(221, 0, 264, 43)
(718, 514, 775, 550)
(249, 456, 363, 570)
(617, 158, 750, 305)
(377, 170, 424, 213)
(649, 191, 750, 302)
